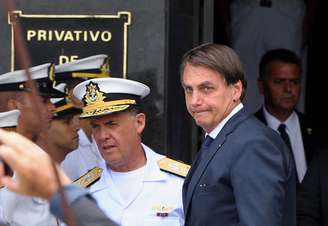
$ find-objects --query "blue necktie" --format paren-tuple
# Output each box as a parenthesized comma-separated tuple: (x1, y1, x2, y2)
(192, 135, 214, 171)
(185, 135, 214, 194)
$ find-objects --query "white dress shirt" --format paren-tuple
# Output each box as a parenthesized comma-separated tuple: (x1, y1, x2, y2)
(208, 103, 244, 139)
(262, 107, 307, 182)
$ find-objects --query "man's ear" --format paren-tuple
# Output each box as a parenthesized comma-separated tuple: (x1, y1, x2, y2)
(7, 99, 19, 110)
(232, 80, 242, 102)
(135, 113, 146, 134)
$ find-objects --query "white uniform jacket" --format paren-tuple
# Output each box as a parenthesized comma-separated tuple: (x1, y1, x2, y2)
(89, 144, 185, 226)
(0, 188, 6, 225)
(0, 187, 57, 226)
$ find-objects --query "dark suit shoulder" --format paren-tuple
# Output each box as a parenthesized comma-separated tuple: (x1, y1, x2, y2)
(296, 111, 313, 133)
(297, 147, 328, 226)
(254, 108, 267, 125)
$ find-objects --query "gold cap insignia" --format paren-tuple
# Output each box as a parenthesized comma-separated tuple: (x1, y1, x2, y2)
(80, 81, 137, 118)
(83, 81, 106, 106)
(73, 167, 103, 188)
(100, 57, 110, 75)
(49, 64, 55, 82)
(158, 157, 191, 178)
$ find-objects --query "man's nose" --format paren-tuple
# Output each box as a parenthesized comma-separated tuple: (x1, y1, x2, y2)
(283, 81, 293, 92)
(189, 91, 202, 106)
(96, 126, 110, 141)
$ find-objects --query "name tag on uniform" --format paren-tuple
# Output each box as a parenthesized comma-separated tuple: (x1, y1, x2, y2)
(152, 205, 174, 217)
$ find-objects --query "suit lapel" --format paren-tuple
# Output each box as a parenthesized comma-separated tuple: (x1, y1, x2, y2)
(254, 108, 268, 125)
(296, 111, 314, 163)
(184, 108, 251, 216)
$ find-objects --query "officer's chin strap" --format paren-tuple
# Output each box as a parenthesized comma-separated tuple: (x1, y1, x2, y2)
(3, 1, 76, 226)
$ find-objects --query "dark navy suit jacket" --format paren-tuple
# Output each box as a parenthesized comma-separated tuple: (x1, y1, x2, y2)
(183, 108, 296, 226)
(297, 149, 328, 226)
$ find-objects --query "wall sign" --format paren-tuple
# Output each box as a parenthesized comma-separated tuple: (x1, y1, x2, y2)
(9, 11, 131, 78)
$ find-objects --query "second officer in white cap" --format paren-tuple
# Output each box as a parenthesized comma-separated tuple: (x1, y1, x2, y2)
(73, 77, 188, 226)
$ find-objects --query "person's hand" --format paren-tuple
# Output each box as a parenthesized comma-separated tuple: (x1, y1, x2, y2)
(0, 129, 71, 199)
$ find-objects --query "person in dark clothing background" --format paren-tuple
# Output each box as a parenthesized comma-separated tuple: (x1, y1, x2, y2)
(297, 147, 328, 226)
(255, 48, 318, 184)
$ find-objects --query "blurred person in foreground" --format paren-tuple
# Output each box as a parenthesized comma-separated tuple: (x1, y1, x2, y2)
(0, 109, 20, 226)
(0, 64, 65, 226)
(0, 129, 118, 226)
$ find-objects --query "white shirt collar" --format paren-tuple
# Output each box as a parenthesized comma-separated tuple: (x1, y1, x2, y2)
(262, 107, 307, 182)
(208, 103, 244, 139)
(262, 106, 298, 131)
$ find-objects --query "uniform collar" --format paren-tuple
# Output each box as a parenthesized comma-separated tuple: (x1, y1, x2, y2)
(142, 144, 167, 182)
(77, 129, 93, 146)
(89, 143, 167, 193)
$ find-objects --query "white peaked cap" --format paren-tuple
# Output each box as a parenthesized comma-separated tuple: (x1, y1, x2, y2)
(73, 78, 150, 118)
(0, 63, 65, 98)
(0, 63, 52, 84)
(0, 109, 20, 128)
(51, 83, 68, 104)
(55, 54, 108, 73)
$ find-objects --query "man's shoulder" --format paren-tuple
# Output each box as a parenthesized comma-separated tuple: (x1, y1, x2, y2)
(295, 111, 311, 127)
(253, 107, 266, 124)
(231, 112, 282, 145)
(73, 167, 103, 188)
(145, 147, 189, 180)
(157, 157, 191, 179)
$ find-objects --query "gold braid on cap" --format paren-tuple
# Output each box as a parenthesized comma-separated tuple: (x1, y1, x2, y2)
(80, 81, 136, 118)
(55, 102, 75, 113)
(49, 64, 56, 86)
(72, 58, 111, 78)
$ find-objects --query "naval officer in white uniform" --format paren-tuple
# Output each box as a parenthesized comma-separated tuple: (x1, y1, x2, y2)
(0, 64, 65, 226)
(56, 55, 110, 181)
(73, 77, 188, 226)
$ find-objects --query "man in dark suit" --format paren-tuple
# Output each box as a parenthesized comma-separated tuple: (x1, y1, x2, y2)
(0, 129, 118, 226)
(297, 148, 328, 226)
(180, 43, 296, 226)
(255, 48, 316, 183)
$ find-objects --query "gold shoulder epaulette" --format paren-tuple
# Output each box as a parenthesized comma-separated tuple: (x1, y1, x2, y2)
(73, 167, 103, 188)
(158, 157, 191, 178)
